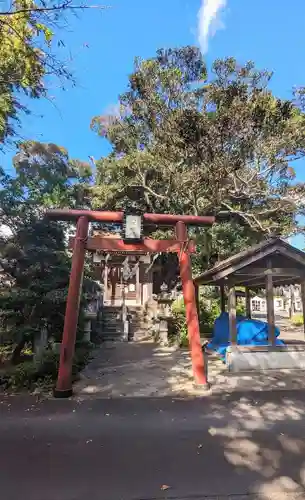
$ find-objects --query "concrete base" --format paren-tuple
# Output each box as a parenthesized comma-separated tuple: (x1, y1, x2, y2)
(53, 388, 73, 398)
(227, 345, 305, 372)
(193, 382, 211, 392)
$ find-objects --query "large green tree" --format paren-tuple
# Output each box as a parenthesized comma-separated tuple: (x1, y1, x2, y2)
(0, 140, 92, 233)
(0, 141, 95, 361)
(91, 47, 305, 269)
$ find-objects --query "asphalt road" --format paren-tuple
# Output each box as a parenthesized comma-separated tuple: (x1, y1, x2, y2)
(2, 391, 305, 500)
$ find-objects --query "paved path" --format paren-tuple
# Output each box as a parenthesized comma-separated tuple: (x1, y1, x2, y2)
(276, 320, 305, 344)
(2, 391, 305, 499)
(74, 339, 305, 399)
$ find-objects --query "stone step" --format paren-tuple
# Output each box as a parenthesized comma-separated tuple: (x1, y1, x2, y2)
(102, 331, 123, 336)
(131, 325, 146, 330)
(102, 336, 125, 342)
(102, 321, 122, 327)
(102, 328, 123, 333)
(102, 330, 124, 336)
(102, 319, 122, 325)
(102, 317, 122, 321)
(99, 306, 149, 342)
(102, 330, 125, 337)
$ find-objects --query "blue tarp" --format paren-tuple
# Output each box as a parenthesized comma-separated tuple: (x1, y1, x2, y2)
(207, 312, 284, 360)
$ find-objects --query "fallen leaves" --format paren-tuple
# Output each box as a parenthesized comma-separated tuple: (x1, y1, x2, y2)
(160, 484, 170, 491)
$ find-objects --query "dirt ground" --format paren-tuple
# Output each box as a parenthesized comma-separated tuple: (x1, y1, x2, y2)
(74, 320, 305, 399)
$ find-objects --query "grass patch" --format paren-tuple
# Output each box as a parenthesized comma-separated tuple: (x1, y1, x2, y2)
(291, 314, 304, 326)
(0, 341, 94, 393)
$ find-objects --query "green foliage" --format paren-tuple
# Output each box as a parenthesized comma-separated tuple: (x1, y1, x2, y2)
(236, 301, 246, 317)
(0, 141, 92, 232)
(170, 296, 220, 347)
(2, 342, 93, 391)
(170, 298, 188, 347)
(7, 360, 39, 389)
(0, 344, 12, 363)
(0, 218, 72, 345)
(0, 141, 96, 362)
(91, 47, 305, 276)
(291, 314, 304, 326)
(0, 1, 78, 143)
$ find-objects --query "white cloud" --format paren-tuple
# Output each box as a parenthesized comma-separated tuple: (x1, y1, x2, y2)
(197, 0, 227, 54)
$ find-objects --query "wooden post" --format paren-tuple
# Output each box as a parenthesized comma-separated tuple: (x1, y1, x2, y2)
(220, 285, 226, 313)
(228, 286, 237, 345)
(266, 264, 275, 346)
(245, 287, 251, 319)
(54, 216, 89, 398)
(290, 284, 295, 319)
(176, 221, 209, 387)
(301, 282, 305, 339)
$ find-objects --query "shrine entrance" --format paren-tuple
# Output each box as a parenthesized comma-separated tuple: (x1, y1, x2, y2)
(105, 259, 138, 306)
(92, 243, 152, 307)
(46, 208, 215, 398)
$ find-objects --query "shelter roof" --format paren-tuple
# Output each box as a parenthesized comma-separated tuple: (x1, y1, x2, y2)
(194, 238, 305, 288)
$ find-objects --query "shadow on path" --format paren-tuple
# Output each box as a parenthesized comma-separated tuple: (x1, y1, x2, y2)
(74, 340, 305, 399)
(2, 390, 305, 499)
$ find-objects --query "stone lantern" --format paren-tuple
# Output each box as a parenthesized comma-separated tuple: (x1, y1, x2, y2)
(156, 282, 175, 345)
(83, 299, 99, 342)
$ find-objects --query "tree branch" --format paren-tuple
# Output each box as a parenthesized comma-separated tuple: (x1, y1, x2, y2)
(221, 201, 270, 233)
(0, 2, 110, 16)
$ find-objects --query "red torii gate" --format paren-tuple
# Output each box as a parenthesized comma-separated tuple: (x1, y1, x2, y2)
(46, 209, 215, 398)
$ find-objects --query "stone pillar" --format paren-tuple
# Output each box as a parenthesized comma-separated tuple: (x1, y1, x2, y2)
(136, 263, 141, 305)
(83, 319, 91, 342)
(103, 263, 108, 305)
(158, 319, 169, 346)
(34, 327, 48, 361)
(147, 269, 153, 302)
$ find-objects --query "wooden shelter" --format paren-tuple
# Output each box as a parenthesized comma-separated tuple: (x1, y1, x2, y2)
(194, 238, 305, 346)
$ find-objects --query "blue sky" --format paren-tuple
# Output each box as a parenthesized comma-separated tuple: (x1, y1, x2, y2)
(3, 0, 305, 245)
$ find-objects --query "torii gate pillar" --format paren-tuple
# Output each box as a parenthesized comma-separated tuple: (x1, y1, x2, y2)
(176, 221, 207, 386)
(54, 216, 89, 397)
